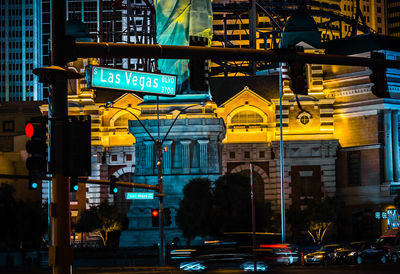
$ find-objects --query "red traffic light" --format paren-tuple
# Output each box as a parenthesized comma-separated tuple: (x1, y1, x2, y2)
(25, 123, 34, 138)
(152, 209, 159, 217)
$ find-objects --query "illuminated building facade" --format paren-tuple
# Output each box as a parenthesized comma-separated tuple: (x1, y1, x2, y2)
(1, 0, 394, 244)
(387, 0, 400, 37)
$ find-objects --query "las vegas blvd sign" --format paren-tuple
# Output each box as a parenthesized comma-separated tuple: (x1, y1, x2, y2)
(86, 65, 176, 97)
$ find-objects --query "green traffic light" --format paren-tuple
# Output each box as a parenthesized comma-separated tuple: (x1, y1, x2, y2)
(31, 182, 38, 189)
(73, 185, 79, 191)
(113, 187, 118, 194)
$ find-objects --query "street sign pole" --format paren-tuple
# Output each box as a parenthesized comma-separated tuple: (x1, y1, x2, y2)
(157, 139, 165, 266)
(49, 1, 71, 273)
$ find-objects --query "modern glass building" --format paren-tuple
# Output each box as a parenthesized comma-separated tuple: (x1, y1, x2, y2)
(0, 0, 50, 102)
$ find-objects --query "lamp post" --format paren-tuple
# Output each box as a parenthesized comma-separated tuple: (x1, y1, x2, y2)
(278, 62, 286, 244)
(102, 102, 206, 265)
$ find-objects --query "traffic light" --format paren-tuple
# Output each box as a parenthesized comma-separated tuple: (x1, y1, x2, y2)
(164, 208, 172, 226)
(151, 208, 159, 227)
(109, 175, 118, 194)
(28, 176, 39, 190)
(288, 62, 308, 95)
(70, 177, 78, 192)
(369, 52, 389, 98)
(25, 117, 48, 183)
(189, 36, 209, 92)
(64, 115, 91, 177)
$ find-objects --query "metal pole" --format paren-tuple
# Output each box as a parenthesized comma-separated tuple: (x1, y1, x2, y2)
(156, 96, 165, 266)
(49, 1, 72, 273)
(157, 140, 165, 266)
(75, 42, 400, 69)
(249, 0, 257, 74)
(279, 62, 286, 244)
(250, 163, 256, 271)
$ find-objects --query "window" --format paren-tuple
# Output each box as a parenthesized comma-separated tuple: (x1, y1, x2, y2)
(111, 155, 118, 161)
(377, 7, 381, 13)
(231, 110, 263, 124)
(229, 151, 235, 159)
(259, 151, 265, 158)
(244, 151, 250, 159)
(348, 151, 361, 186)
(126, 154, 132, 161)
(378, 17, 382, 23)
(378, 27, 382, 33)
(3, 120, 14, 132)
(300, 176, 313, 197)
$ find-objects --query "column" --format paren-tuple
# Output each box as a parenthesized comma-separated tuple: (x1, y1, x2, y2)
(144, 141, 154, 169)
(163, 140, 173, 170)
(384, 109, 394, 183)
(181, 140, 191, 170)
(392, 110, 399, 182)
(198, 139, 209, 170)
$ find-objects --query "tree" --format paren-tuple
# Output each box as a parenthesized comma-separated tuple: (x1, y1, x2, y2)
(211, 173, 253, 236)
(96, 201, 125, 247)
(287, 196, 344, 244)
(16, 201, 47, 249)
(0, 183, 18, 249)
(76, 201, 125, 247)
(0, 183, 47, 252)
(176, 178, 213, 244)
(177, 173, 278, 243)
(76, 206, 100, 234)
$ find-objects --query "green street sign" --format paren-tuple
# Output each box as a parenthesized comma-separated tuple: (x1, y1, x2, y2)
(125, 192, 154, 200)
(86, 65, 176, 97)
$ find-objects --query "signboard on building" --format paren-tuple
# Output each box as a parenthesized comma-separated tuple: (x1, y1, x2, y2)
(86, 65, 176, 97)
(125, 192, 154, 200)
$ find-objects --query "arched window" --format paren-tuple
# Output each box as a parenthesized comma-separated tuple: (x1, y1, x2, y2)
(114, 113, 132, 127)
(231, 110, 263, 124)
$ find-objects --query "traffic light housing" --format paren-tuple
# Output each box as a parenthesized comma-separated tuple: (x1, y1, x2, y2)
(288, 62, 308, 95)
(151, 208, 159, 227)
(109, 175, 118, 194)
(65, 115, 91, 177)
(369, 52, 389, 98)
(189, 36, 209, 92)
(164, 208, 172, 226)
(25, 117, 48, 181)
(70, 177, 78, 192)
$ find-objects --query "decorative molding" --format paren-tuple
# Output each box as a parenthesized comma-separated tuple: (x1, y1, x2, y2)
(333, 84, 373, 97)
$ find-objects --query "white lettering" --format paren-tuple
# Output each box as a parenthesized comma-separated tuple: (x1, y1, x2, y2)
(107, 73, 114, 83)
(100, 68, 107, 82)
(132, 76, 137, 86)
(139, 77, 145, 90)
(115, 74, 121, 84)
(125, 72, 132, 84)
(146, 77, 152, 87)
(153, 78, 158, 88)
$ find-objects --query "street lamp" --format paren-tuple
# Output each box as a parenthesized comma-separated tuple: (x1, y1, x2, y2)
(101, 101, 207, 266)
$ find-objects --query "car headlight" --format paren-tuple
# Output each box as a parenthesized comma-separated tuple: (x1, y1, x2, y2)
(348, 252, 355, 256)
(180, 261, 206, 272)
(315, 255, 324, 259)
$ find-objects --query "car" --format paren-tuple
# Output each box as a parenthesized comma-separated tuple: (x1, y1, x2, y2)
(304, 244, 343, 265)
(352, 242, 389, 264)
(179, 252, 269, 272)
(388, 233, 400, 263)
(256, 243, 300, 265)
(334, 241, 372, 264)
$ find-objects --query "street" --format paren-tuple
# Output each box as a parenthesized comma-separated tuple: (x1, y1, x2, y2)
(3, 263, 400, 274)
